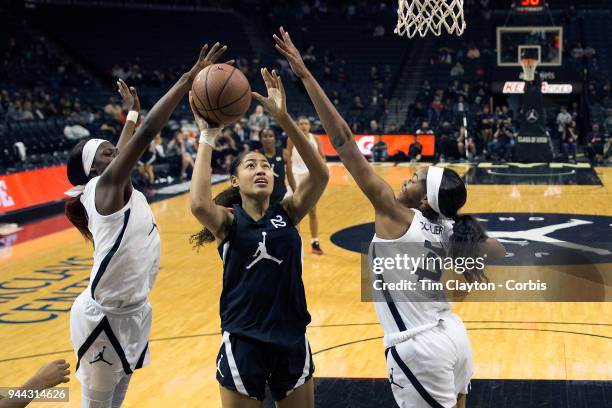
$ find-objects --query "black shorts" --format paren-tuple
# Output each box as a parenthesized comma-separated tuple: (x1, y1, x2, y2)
(216, 331, 314, 401)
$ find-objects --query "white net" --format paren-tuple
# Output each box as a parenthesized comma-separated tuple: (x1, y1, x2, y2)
(520, 59, 538, 81)
(395, 0, 466, 38)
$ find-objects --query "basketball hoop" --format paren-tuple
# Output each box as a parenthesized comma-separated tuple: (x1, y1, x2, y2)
(520, 58, 538, 81)
(395, 0, 466, 38)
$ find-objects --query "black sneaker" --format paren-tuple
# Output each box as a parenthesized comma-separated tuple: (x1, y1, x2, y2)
(311, 241, 324, 255)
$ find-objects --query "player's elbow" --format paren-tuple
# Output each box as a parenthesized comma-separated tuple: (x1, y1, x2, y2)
(190, 197, 213, 218)
(328, 123, 353, 149)
(319, 164, 330, 183)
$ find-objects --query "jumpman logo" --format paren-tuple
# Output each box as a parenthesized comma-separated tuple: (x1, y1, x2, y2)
(246, 232, 283, 269)
(90, 346, 113, 366)
(216, 355, 224, 378)
(389, 368, 404, 389)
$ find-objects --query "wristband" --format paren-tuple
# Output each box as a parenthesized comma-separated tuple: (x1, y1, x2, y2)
(199, 128, 222, 147)
(126, 110, 139, 123)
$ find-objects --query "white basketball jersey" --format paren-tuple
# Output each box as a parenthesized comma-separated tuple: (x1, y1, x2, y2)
(370, 209, 454, 334)
(80, 177, 161, 308)
(291, 133, 318, 175)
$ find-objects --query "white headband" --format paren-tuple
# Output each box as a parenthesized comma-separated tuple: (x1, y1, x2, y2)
(426, 166, 445, 216)
(64, 139, 107, 197)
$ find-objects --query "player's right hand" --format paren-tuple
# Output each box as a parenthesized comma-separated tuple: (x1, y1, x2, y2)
(188, 91, 218, 131)
(27, 359, 70, 390)
(273, 27, 309, 78)
(187, 43, 233, 81)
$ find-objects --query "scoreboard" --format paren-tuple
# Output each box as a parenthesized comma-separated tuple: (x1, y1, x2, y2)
(516, 0, 545, 12)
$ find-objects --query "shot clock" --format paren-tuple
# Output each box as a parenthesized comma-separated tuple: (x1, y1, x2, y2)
(516, 0, 545, 12)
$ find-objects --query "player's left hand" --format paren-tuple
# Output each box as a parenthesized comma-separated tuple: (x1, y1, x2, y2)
(252, 68, 287, 119)
(117, 79, 140, 112)
(187, 43, 234, 81)
(273, 27, 309, 78)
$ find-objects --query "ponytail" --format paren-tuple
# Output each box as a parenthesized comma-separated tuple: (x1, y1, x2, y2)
(65, 196, 92, 242)
(422, 167, 489, 282)
(448, 214, 488, 283)
(65, 138, 93, 242)
(190, 186, 242, 249)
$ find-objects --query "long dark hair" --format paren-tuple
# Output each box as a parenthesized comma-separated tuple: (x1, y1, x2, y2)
(422, 168, 488, 282)
(65, 138, 93, 242)
(190, 152, 251, 249)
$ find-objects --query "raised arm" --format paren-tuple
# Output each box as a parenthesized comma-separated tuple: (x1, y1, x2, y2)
(273, 27, 398, 216)
(252, 68, 329, 224)
(96, 43, 230, 215)
(115, 79, 140, 151)
(188, 94, 233, 241)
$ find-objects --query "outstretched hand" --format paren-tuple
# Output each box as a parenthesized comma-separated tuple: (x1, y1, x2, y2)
(187, 42, 235, 81)
(273, 27, 309, 78)
(252, 68, 287, 119)
(117, 79, 140, 112)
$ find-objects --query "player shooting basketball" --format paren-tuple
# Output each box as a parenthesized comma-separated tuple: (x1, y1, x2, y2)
(189, 67, 328, 408)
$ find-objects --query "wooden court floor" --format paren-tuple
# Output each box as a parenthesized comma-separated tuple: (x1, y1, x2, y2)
(1, 164, 612, 407)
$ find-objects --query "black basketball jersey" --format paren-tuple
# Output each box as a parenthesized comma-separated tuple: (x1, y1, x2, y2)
(218, 202, 309, 345)
(268, 147, 287, 203)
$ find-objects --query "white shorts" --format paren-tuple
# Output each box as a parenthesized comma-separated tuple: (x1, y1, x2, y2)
(70, 292, 152, 392)
(385, 313, 472, 408)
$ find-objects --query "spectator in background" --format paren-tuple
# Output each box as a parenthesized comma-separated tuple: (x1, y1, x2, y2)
(562, 121, 578, 162)
(247, 104, 270, 141)
(370, 135, 388, 162)
(232, 122, 250, 152)
(20, 101, 35, 121)
(63, 118, 90, 140)
(387, 121, 399, 133)
(488, 122, 514, 161)
(457, 126, 477, 161)
(408, 137, 423, 162)
(435, 121, 459, 162)
(368, 119, 379, 134)
(351, 95, 364, 110)
(213, 128, 239, 171)
(467, 43, 480, 59)
(408, 100, 427, 126)
(556, 106, 572, 136)
(103, 96, 122, 120)
(450, 62, 464, 77)
(167, 131, 195, 181)
(137, 134, 160, 186)
(586, 123, 606, 164)
(99, 117, 119, 144)
(416, 120, 434, 135)
(453, 95, 469, 113)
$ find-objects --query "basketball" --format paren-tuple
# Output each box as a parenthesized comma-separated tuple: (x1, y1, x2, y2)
(191, 63, 252, 125)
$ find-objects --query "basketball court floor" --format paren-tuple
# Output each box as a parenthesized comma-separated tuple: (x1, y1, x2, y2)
(2, 163, 612, 407)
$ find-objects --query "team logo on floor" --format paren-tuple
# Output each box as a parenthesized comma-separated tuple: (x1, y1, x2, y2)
(330, 213, 612, 265)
